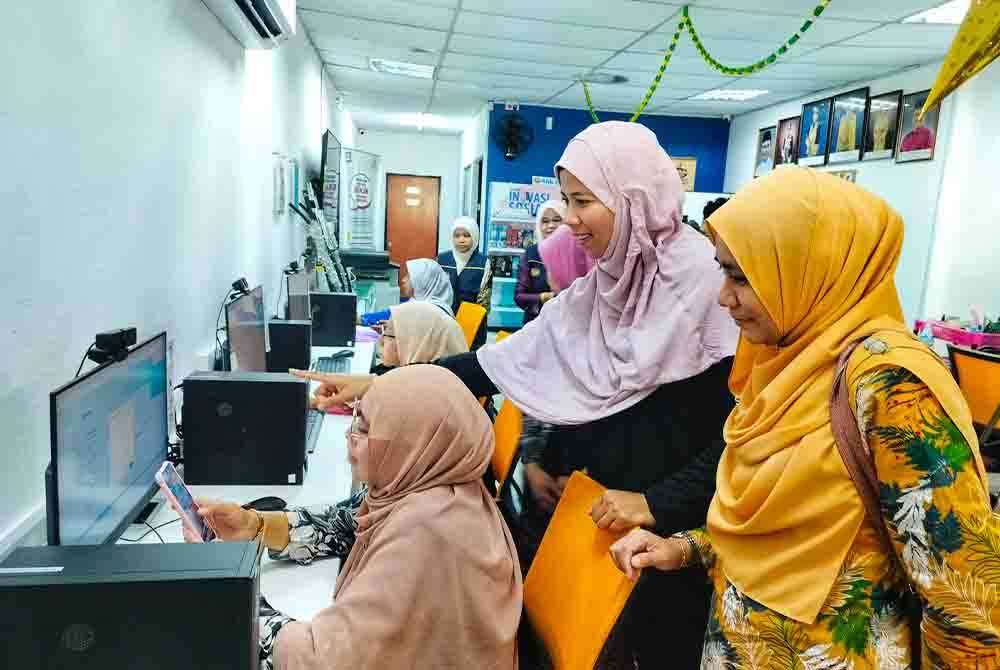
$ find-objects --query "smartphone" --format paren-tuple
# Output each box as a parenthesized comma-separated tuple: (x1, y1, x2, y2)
(155, 462, 215, 542)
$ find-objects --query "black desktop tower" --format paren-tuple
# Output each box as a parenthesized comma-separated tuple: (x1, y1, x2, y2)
(267, 319, 312, 373)
(182, 371, 308, 485)
(0, 541, 260, 669)
(310, 292, 357, 347)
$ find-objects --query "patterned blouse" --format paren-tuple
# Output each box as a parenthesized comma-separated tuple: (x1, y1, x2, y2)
(259, 488, 365, 670)
(684, 365, 1000, 670)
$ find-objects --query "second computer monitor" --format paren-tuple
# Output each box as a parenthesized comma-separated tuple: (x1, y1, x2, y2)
(226, 286, 267, 372)
(286, 271, 311, 321)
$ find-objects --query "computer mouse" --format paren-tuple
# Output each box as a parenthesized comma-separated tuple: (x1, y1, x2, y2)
(243, 496, 288, 512)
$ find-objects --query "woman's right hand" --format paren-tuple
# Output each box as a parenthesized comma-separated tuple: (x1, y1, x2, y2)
(288, 370, 375, 410)
(191, 499, 260, 542)
(524, 463, 564, 513)
(609, 529, 685, 581)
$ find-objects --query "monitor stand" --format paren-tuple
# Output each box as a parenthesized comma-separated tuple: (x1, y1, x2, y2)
(133, 501, 160, 526)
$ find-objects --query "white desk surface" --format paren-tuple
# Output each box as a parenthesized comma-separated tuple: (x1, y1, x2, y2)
(121, 342, 376, 621)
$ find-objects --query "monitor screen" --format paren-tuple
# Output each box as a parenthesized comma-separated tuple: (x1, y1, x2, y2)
(287, 271, 312, 321)
(50, 332, 168, 545)
(226, 286, 268, 372)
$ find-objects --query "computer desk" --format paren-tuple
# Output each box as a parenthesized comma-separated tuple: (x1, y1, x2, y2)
(122, 342, 376, 622)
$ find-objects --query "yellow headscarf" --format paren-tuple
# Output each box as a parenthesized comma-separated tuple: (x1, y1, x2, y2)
(705, 166, 986, 623)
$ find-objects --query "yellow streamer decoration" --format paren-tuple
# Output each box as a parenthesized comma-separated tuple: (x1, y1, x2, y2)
(922, 0, 1000, 119)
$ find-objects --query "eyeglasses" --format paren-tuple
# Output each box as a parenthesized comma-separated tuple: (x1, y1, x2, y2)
(345, 403, 368, 452)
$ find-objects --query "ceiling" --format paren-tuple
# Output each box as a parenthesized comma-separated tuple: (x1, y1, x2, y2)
(299, 0, 960, 132)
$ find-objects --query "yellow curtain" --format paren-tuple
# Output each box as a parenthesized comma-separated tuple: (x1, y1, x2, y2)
(922, 0, 1000, 117)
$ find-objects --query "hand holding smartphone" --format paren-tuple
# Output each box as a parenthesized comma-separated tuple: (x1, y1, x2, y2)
(155, 462, 216, 542)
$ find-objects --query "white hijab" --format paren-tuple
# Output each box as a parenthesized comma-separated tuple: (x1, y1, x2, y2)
(406, 259, 454, 317)
(534, 200, 567, 246)
(450, 216, 480, 274)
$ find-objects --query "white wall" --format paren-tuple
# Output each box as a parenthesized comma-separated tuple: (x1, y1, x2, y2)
(0, 0, 349, 555)
(723, 63, 951, 322)
(354, 129, 464, 253)
(462, 105, 491, 235)
(923, 60, 1000, 319)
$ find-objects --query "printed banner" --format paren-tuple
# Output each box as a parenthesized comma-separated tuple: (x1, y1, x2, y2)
(487, 181, 561, 250)
(343, 149, 380, 251)
(322, 131, 341, 233)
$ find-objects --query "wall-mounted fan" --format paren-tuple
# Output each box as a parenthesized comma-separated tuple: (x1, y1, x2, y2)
(493, 112, 535, 161)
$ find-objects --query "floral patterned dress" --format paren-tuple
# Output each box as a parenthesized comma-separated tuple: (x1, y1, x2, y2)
(684, 366, 1000, 669)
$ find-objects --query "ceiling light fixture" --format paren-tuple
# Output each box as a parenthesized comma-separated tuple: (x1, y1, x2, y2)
(903, 0, 970, 25)
(369, 58, 435, 79)
(580, 73, 630, 85)
(691, 89, 769, 102)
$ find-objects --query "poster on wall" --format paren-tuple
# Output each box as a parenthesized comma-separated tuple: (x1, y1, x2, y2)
(775, 116, 800, 166)
(342, 148, 381, 250)
(321, 131, 341, 234)
(863, 90, 903, 161)
(673, 157, 698, 191)
(897, 89, 939, 163)
(487, 181, 560, 250)
(799, 97, 833, 167)
(828, 87, 868, 164)
(753, 127, 776, 178)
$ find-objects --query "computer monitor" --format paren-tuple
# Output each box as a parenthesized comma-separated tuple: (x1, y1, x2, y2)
(47, 332, 168, 546)
(286, 270, 312, 321)
(226, 286, 268, 372)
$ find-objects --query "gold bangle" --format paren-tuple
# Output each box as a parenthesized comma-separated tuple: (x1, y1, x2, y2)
(674, 536, 690, 568)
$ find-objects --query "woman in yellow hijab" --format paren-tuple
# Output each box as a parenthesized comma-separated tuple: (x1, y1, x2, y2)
(609, 166, 1000, 668)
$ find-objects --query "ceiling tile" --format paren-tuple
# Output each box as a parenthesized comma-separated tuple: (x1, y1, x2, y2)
(453, 12, 643, 51)
(459, 0, 682, 31)
(840, 23, 959, 50)
(631, 33, 775, 60)
(442, 53, 591, 79)
(603, 51, 718, 76)
(690, 0, 944, 22)
(447, 34, 611, 66)
(302, 13, 448, 52)
(795, 45, 945, 69)
(764, 61, 894, 80)
(298, 0, 454, 31)
(326, 65, 434, 97)
(670, 7, 877, 46)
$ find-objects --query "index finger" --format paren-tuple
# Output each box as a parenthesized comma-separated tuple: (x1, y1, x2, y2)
(288, 369, 328, 382)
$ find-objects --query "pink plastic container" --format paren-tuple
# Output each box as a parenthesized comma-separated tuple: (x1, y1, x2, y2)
(915, 320, 1000, 349)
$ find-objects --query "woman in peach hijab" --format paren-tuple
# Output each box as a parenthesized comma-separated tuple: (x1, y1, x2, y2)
(610, 166, 1000, 668)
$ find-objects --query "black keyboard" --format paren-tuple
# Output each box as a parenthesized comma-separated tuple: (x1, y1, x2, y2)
(305, 410, 324, 455)
(313, 355, 351, 374)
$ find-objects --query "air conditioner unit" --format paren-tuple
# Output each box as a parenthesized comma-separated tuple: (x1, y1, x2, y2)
(203, 0, 297, 50)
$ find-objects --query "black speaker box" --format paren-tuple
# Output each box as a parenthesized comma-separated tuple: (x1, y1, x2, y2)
(267, 319, 312, 373)
(182, 371, 307, 485)
(0, 541, 260, 669)
(310, 292, 357, 347)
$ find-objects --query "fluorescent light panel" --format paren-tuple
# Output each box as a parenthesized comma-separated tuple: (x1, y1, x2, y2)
(369, 58, 435, 79)
(691, 89, 769, 102)
(903, 0, 970, 25)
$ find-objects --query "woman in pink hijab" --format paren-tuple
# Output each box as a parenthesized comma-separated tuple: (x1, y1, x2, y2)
(266, 365, 520, 670)
(307, 122, 737, 666)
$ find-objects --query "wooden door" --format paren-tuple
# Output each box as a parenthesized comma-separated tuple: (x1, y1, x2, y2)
(385, 174, 441, 265)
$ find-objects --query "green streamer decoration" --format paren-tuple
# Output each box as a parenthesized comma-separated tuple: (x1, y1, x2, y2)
(584, 0, 832, 123)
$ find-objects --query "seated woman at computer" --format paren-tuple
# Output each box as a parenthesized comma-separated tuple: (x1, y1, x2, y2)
(358, 258, 454, 326)
(371, 300, 467, 375)
(191, 366, 522, 670)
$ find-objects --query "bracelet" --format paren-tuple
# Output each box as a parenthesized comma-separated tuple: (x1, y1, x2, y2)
(251, 509, 265, 540)
(671, 532, 698, 568)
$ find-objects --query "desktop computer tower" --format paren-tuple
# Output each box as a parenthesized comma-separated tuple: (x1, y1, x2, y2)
(182, 371, 308, 485)
(311, 292, 357, 347)
(267, 319, 312, 373)
(0, 541, 260, 669)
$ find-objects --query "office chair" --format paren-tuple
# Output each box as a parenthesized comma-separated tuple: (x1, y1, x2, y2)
(456, 302, 487, 349)
(949, 345, 1000, 449)
(523, 472, 637, 670)
(492, 397, 523, 503)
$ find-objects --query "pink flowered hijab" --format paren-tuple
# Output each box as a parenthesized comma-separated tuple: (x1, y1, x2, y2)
(477, 121, 738, 425)
(539, 224, 594, 292)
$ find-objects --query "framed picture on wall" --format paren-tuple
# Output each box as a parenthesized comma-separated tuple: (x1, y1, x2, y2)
(799, 97, 833, 166)
(673, 157, 698, 191)
(753, 126, 777, 178)
(862, 90, 902, 161)
(897, 89, 940, 163)
(828, 87, 868, 164)
(775, 116, 800, 166)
